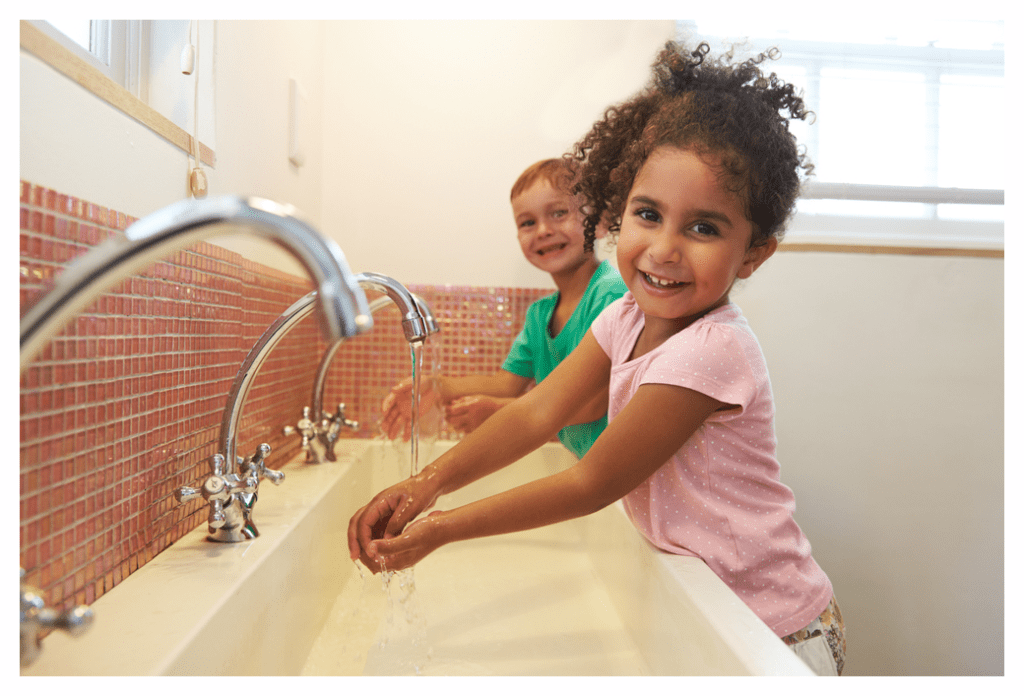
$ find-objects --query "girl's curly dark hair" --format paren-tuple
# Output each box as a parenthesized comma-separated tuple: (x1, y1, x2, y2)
(567, 41, 814, 253)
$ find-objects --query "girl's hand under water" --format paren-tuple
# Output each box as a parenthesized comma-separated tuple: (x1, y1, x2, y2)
(347, 474, 442, 573)
(366, 513, 446, 573)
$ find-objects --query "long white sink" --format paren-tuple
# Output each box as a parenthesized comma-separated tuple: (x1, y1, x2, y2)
(21, 439, 812, 676)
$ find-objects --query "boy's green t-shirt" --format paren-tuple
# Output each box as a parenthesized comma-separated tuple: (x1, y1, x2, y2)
(501, 260, 628, 458)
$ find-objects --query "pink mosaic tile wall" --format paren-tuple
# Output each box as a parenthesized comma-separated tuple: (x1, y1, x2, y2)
(322, 285, 550, 441)
(19, 181, 551, 612)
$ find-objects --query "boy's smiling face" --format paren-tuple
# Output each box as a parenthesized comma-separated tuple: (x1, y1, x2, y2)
(512, 179, 593, 277)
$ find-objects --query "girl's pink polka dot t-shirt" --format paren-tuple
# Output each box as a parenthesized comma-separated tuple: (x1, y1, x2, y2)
(591, 294, 832, 637)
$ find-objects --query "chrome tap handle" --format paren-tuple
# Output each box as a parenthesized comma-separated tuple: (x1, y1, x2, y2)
(210, 452, 226, 477)
(173, 452, 245, 534)
(174, 486, 201, 504)
(176, 452, 258, 542)
(262, 468, 285, 485)
(324, 403, 359, 442)
(244, 443, 285, 485)
(174, 453, 229, 504)
(282, 424, 311, 448)
(283, 406, 318, 450)
(336, 402, 359, 431)
(208, 498, 227, 528)
(21, 569, 94, 667)
(250, 443, 270, 468)
(229, 470, 259, 496)
(299, 407, 316, 437)
(263, 466, 284, 486)
(39, 606, 93, 635)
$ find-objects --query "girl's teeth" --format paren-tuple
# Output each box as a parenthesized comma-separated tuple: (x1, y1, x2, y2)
(643, 272, 683, 288)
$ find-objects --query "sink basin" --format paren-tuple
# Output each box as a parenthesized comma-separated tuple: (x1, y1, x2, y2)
(21, 439, 812, 676)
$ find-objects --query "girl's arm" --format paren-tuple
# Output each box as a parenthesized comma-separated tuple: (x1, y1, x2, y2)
(350, 331, 612, 564)
(365, 376, 725, 572)
(565, 387, 611, 426)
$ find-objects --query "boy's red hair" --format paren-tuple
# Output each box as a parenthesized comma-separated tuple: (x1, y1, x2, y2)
(510, 159, 572, 201)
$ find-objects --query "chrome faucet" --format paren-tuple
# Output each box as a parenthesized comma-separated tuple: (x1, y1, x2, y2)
(20, 196, 373, 370)
(354, 272, 437, 343)
(308, 274, 439, 463)
(174, 444, 284, 542)
(175, 287, 320, 542)
(20, 569, 93, 667)
(19, 197, 373, 641)
(283, 275, 439, 463)
(183, 273, 433, 539)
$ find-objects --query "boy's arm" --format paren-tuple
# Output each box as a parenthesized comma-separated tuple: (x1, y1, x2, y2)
(444, 395, 515, 434)
(445, 382, 608, 438)
(380, 370, 531, 440)
(435, 370, 531, 402)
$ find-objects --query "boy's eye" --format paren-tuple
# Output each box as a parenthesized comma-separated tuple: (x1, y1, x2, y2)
(518, 219, 535, 229)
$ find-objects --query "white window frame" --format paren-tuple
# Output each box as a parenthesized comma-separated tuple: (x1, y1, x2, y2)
(676, 22, 1004, 255)
(21, 20, 212, 167)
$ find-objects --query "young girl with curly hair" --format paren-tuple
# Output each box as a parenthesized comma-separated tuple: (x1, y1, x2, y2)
(348, 40, 845, 675)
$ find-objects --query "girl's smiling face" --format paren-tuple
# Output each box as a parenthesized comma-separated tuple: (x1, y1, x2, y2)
(616, 146, 776, 336)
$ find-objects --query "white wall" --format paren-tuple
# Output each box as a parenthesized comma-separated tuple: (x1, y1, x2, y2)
(20, 20, 327, 279)
(320, 20, 674, 288)
(733, 252, 1004, 675)
(20, 50, 193, 219)
(204, 20, 327, 275)
(19, 19, 1004, 676)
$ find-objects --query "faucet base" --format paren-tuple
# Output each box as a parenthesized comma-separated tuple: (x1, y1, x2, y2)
(207, 526, 258, 543)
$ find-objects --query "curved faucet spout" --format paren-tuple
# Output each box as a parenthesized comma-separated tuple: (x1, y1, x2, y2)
(354, 272, 431, 343)
(219, 291, 319, 470)
(227, 274, 436, 469)
(20, 196, 373, 372)
(308, 291, 439, 462)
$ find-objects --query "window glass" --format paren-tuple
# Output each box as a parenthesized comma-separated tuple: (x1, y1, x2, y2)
(938, 74, 1004, 190)
(676, 17, 1004, 240)
(817, 69, 929, 187)
(43, 20, 91, 53)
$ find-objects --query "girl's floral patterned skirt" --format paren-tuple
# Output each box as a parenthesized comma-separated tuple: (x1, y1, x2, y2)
(782, 595, 846, 675)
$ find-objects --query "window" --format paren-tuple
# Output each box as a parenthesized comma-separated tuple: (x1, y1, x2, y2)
(42, 20, 92, 53)
(676, 18, 1004, 251)
(33, 20, 145, 97)
(22, 20, 212, 166)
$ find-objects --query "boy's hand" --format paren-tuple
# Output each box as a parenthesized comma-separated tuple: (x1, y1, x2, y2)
(379, 377, 439, 441)
(444, 395, 504, 434)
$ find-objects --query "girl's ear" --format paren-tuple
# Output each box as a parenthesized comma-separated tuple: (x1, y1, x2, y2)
(737, 237, 778, 279)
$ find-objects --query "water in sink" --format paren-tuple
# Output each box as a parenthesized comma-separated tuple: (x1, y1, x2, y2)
(300, 518, 648, 676)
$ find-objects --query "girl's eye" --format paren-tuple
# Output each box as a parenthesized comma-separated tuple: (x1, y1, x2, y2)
(635, 207, 661, 223)
(691, 222, 719, 237)
(551, 209, 568, 219)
